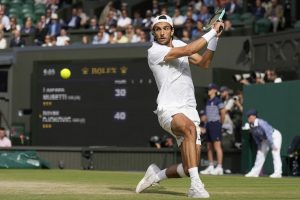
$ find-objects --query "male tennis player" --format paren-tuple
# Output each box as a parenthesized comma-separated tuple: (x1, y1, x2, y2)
(135, 15, 224, 198)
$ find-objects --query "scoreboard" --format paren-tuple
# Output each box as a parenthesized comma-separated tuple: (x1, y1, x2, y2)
(31, 59, 164, 146)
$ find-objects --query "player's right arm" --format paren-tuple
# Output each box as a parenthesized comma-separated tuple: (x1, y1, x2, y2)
(164, 22, 224, 62)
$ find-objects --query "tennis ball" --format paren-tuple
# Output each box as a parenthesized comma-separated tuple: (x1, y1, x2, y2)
(60, 68, 71, 79)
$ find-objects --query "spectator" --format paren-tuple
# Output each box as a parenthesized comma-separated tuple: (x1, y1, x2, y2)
(81, 35, 90, 45)
(66, 8, 81, 29)
(132, 11, 143, 28)
(142, 10, 154, 30)
(9, 17, 21, 32)
(138, 30, 148, 43)
(47, 0, 59, 14)
(200, 83, 226, 175)
(225, 0, 242, 16)
(116, 30, 128, 43)
(231, 90, 243, 148)
(265, 0, 284, 32)
(0, 127, 11, 147)
(45, 9, 52, 24)
(198, 6, 211, 24)
(34, 21, 48, 46)
(244, 109, 282, 178)
(42, 34, 56, 47)
(0, 5, 10, 31)
(108, 32, 117, 44)
(78, 7, 89, 28)
(219, 86, 235, 135)
(88, 17, 99, 31)
(10, 30, 25, 47)
(56, 28, 70, 46)
(117, 9, 132, 29)
(104, 10, 117, 30)
(172, 7, 186, 27)
(181, 28, 191, 43)
(39, 15, 48, 29)
(47, 13, 62, 37)
(125, 25, 140, 43)
(199, 110, 208, 135)
(21, 18, 36, 35)
(191, 20, 205, 40)
(264, 69, 282, 83)
(151, 0, 160, 16)
(252, 0, 266, 20)
(92, 25, 109, 45)
(0, 30, 7, 49)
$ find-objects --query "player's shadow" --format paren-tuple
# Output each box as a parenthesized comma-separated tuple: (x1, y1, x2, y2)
(108, 186, 186, 196)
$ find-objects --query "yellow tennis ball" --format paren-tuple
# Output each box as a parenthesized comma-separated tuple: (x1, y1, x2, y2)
(60, 68, 71, 79)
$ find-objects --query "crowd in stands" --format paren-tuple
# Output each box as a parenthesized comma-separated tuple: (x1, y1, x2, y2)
(0, 0, 293, 49)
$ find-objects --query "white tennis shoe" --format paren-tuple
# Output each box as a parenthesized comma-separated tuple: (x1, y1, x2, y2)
(200, 165, 214, 175)
(135, 163, 160, 193)
(188, 183, 210, 198)
(269, 173, 282, 178)
(211, 167, 223, 175)
(245, 171, 259, 177)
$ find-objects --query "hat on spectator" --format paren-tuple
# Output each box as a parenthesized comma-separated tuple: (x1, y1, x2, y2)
(152, 15, 173, 29)
(220, 86, 229, 92)
(51, 13, 58, 19)
(208, 83, 219, 90)
(246, 108, 258, 118)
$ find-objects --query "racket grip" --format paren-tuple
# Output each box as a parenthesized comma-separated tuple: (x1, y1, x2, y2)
(219, 25, 223, 33)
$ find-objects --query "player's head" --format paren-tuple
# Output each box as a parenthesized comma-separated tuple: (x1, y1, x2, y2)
(152, 15, 174, 45)
(246, 109, 258, 123)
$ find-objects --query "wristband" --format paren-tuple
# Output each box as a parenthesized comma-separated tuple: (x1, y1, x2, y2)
(202, 29, 217, 43)
(207, 36, 219, 51)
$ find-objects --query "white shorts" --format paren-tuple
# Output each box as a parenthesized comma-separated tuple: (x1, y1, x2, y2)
(156, 107, 201, 147)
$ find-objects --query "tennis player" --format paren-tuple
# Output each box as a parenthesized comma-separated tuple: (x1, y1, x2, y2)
(136, 15, 224, 198)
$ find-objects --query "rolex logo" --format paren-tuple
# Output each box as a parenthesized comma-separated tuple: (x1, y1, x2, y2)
(120, 66, 128, 75)
(81, 67, 89, 75)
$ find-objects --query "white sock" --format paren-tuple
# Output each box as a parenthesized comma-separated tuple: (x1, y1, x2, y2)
(155, 169, 167, 182)
(188, 167, 202, 185)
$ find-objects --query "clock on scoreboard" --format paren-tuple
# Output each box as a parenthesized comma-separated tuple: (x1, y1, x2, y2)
(31, 59, 163, 146)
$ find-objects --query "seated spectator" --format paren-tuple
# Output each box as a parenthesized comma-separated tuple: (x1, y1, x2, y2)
(108, 32, 117, 44)
(191, 20, 205, 40)
(45, 9, 52, 24)
(66, 8, 81, 29)
(47, 0, 59, 14)
(78, 7, 89, 28)
(266, 0, 284, 32)
(0, 127, 11, 147)
(116, 30, 128, 43)
(132, 11, 143, 28)
(151, 0, 160, 16)
(252, 0, 266, 20)
(125, 25, 140, 43)
(172, 7, 186, 27)
(181, 28, 191, 43)
(139, 30, 148, 43)
(117, 9, 132, 30)
(198, 5, 211, 24)
(88, 17, 99, 31)
(34, 21, 48, 46)
(225, 0, 242, 16)
(81, 35, 90, 45)
(21, 18, 36, 35)
(0, 5, 10, 31)
(104, 10, 117, 30)
(142, 10, 154, 30)
(10, 30, 25, 48)
(56, 28, 70, 46)
(39, 15, 48, 29)
(9, 17, 21, 32)
(92, 25, 109, 45)
(42, 35, 56, 47)
(0, 30, 7, 49)
(47, 13, 62, 37)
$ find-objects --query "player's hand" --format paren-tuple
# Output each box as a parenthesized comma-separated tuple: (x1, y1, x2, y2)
(212, 21, 224, 36)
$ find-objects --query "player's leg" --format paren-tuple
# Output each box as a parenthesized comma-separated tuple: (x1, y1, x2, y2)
(171, 113, 209, 198)
(246, 141, 269, 177)
(270, 130, 282, 178)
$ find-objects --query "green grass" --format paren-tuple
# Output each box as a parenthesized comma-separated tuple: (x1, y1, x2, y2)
(0, 170, 299, 200)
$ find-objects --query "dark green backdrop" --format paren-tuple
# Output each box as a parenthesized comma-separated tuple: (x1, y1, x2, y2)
(242, 80, 300, 175)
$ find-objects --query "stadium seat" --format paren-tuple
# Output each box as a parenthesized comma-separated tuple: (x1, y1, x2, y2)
(25, 0, 35, 4)
(8, 8, 20, 18)
(228, 13, 240, 21)
(0, 0, 10, 6)
(255, 18, 272, 34)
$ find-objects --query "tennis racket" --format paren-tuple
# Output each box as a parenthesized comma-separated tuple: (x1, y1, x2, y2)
(203, 8, 225, 32)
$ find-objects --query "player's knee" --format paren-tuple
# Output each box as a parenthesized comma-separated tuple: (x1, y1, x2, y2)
(183, 124, 196, 140)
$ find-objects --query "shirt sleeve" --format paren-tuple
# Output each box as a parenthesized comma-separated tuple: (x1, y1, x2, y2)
(217, 98, 225, 110)
(225, 99, 235, 111)
(258, 119, 274, 147)
(148, 43, 171, 65)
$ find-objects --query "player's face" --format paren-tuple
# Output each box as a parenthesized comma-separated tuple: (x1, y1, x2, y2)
(153, 22, 174, 46)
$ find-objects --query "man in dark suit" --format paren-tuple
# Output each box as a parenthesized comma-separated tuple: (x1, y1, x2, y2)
(47, 13, 62, 37)
(10, 30, 25, 47)
(66, 8, 81, 29)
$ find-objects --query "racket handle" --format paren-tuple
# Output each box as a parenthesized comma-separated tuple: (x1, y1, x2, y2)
(219, 25, 223, 33)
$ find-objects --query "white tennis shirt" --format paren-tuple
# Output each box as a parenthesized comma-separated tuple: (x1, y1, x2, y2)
(148, 39, 197, 112)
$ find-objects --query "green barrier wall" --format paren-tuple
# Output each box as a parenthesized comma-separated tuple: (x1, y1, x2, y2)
(242, 80, 300, 175)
